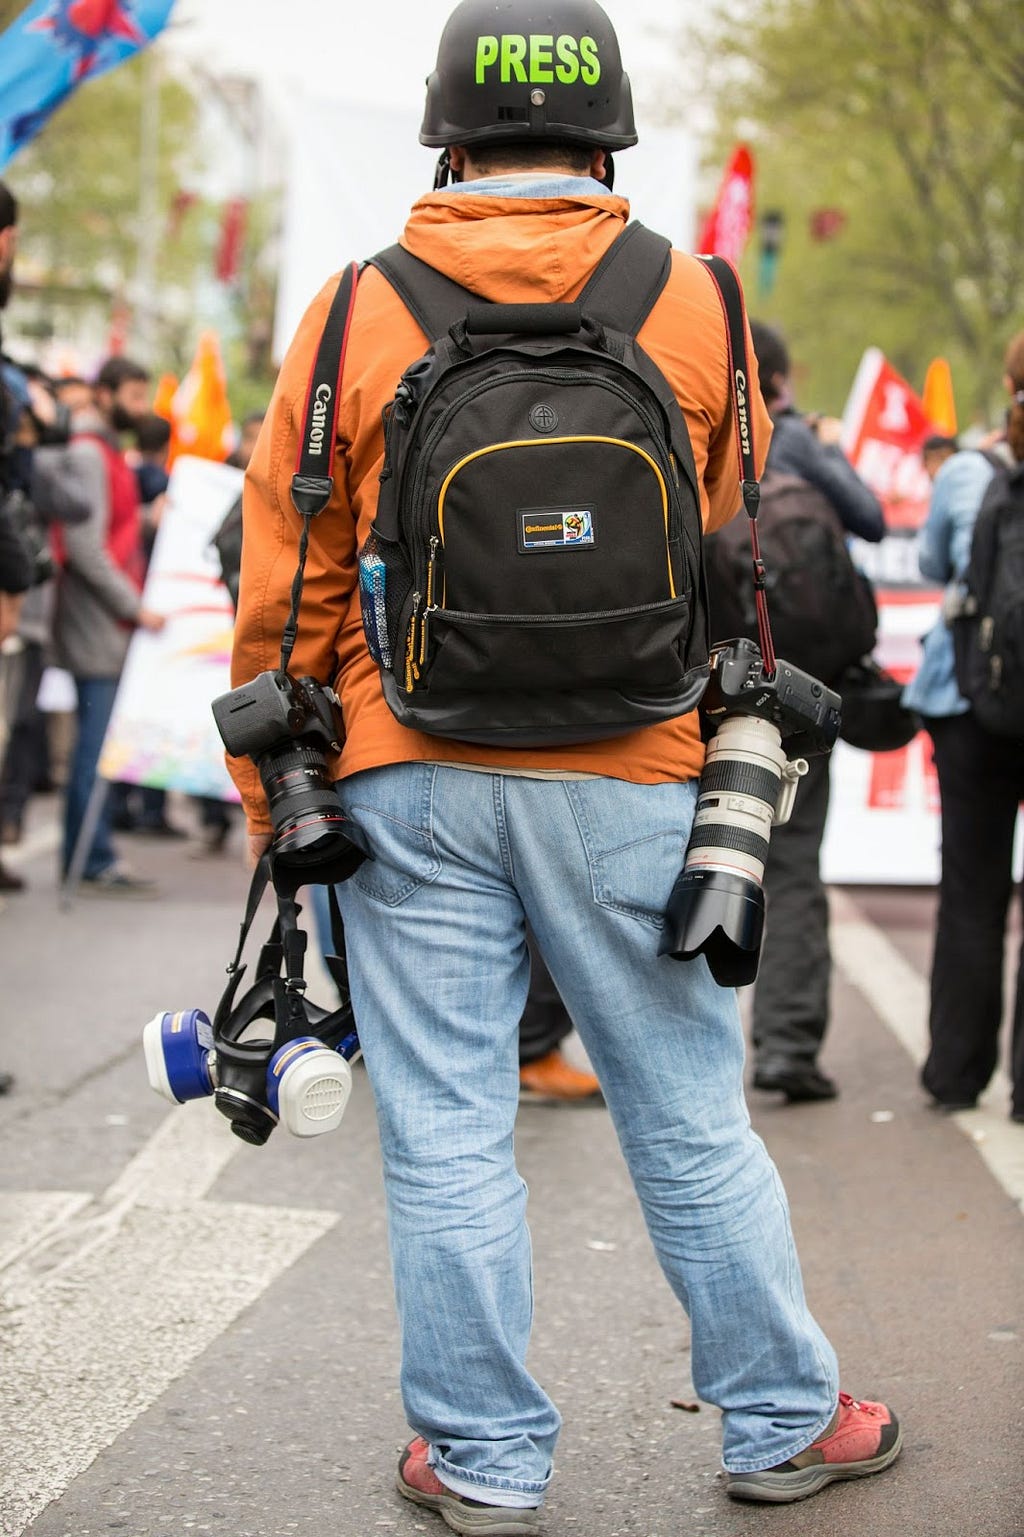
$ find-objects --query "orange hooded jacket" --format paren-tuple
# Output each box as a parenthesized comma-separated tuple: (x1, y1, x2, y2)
(228, 188, 772, 834)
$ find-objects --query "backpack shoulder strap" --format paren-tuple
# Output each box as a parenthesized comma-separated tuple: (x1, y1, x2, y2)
(575, 220, 672, 335)
(369, 244, 480, 342)
(370, 220, 673, 345)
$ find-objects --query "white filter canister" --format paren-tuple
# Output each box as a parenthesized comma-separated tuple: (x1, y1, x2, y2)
(275, 1049, 353, 1136)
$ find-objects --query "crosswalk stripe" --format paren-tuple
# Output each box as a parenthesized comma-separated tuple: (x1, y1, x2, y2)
(0, 1107, 338, 1537)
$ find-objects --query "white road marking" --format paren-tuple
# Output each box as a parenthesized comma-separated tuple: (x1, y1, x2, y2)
(831, 890, 1024, 1212)
(0, 1107, 338, 1537)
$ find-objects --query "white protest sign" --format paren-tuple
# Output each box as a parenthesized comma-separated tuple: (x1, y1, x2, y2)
(99, 456, 242, 800)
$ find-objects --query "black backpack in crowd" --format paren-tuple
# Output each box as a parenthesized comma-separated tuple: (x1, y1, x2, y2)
(953, 457, 1024, 737)
(703, 470, 878, 684)
(356, 223, 712, 746)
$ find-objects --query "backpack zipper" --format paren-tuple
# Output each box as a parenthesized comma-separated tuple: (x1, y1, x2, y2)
(436, 436, 674, 601)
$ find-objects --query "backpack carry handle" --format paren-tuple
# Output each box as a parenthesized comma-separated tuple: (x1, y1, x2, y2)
(464, 303, 582, 336)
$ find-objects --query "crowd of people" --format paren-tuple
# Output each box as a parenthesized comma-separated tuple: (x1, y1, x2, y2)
(3, 0, 1024, 1524)
(0, 183, 265, 903)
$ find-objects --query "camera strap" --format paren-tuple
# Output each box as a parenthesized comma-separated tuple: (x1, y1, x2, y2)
(212, 852, 355, 1057)
(279, 259, 361, 676)
(697, 255, 777, 678)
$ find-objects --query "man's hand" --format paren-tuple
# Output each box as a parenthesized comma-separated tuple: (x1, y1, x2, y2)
(136, 607, 166, 632)
(248, 832, 273, 868)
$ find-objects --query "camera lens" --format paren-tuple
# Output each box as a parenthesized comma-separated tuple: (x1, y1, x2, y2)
(257, 737, 351, 868)
(659, 714, 788, 986)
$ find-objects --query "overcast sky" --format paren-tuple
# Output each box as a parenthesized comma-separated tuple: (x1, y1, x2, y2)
(166, 0, 689, 127)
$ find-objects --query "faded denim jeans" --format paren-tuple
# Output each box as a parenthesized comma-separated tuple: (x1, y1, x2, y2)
(334, 764, 838, 1507)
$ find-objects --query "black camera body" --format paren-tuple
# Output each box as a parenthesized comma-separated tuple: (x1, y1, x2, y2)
(213, 669, 342, 760)
(700, 636, 840, 759)
(213, 671, 364, 882)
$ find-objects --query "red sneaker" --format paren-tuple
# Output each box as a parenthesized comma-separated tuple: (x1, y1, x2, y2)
(726, 1392, 902, 1503)
(397, 1438, 541, 1534)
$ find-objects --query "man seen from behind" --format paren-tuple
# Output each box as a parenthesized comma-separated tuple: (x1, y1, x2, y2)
(228, 3, 902, 1528)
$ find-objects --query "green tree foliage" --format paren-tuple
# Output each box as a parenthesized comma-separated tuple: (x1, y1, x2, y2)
(675, 0, 1024, 423)
(6, 47, 209, 360)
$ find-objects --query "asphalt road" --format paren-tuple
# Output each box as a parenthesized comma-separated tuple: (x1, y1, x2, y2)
(0, 795, 1021, 1537)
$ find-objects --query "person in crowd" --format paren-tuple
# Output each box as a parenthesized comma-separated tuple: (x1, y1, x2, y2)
(133, 410, 172, 554)
(51, 375, 93, 417)
(0, 366, 90, 886)
(922, 433, 959, 482)
(0, 382, 33, 904)
(227, 409, 266, 471)
(108, 410, 184, 839)
(228, 3, 902, 1527)
(55, 356, 166, 894)
(0, 182, 44, 1092)
(903, 332, 1024, 1121)
(743, 320, 885, 1103)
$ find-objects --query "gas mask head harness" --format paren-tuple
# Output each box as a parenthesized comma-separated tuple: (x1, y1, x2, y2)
(144, 847, 365, 1144)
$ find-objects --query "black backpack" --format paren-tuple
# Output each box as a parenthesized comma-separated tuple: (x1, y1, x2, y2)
(953, 457, 1024, 737)
(356, 223, 712, 747)
(703, 470, 878, 683)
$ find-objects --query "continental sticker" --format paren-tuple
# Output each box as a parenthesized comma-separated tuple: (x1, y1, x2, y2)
(519, 508, 596, 553)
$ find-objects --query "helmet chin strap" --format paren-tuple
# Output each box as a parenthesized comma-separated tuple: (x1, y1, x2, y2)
(434, 149, 461, 189)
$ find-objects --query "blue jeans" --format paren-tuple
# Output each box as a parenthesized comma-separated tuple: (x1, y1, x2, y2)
(334, 765, 838, 1505)
(63, 676, 119, 879)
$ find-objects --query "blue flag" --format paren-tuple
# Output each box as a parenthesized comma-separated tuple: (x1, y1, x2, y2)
(0, 0, 177, 170)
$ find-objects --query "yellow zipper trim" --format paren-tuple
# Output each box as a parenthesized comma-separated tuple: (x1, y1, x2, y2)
(436, 437, 675, 600)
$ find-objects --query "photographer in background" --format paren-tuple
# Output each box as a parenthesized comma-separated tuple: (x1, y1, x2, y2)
(744, 321, 885, 1103)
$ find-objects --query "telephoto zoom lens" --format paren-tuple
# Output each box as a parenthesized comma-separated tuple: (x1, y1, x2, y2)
(257, 738, 351, 868)
(659, 714, 804, 987)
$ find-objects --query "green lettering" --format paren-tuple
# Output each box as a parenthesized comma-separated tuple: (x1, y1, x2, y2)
(475, 35, 499, 83)
(579, 35, 601, 85)
(529, 34, 554, 83)
(554, 34, 580, 84)
(501, 33, 528, 84)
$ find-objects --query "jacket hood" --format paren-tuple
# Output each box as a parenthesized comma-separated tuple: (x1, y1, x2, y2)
(401, 190, 630, 304)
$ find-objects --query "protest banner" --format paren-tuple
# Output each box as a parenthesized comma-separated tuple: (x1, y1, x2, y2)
(822, 349, 946, 883)
(98, 455, 241, 800)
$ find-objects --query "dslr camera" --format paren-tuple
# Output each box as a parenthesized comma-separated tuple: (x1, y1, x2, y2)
(213, 669, 362, 877)
(659, 637, 841, 987)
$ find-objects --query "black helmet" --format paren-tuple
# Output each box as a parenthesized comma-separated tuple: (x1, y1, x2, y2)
(421, 0, 638, 153)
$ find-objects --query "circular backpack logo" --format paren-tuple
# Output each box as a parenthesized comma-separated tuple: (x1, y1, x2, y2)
(529, 403, 559, 434)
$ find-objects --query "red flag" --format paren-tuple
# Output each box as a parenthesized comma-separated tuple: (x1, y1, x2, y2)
(215, 198, 248, 285)
(841, 348, 945, 532)
(696, 145, 755, 262)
